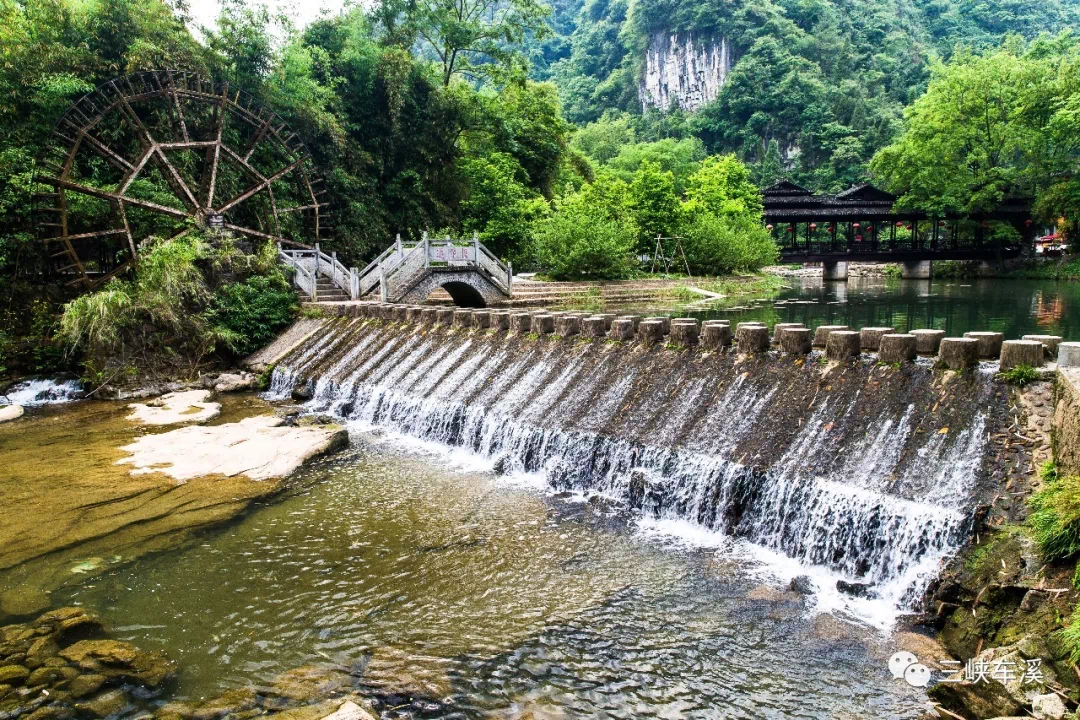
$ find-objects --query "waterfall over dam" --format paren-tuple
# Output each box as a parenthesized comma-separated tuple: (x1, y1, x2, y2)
(259, 314, 1008, 613)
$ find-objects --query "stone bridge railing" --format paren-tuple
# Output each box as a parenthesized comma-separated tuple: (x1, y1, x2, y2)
(352, 234, 512, 302)
(312, 302, 1079, 371)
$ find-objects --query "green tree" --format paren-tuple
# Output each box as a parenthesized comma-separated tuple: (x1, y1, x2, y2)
(683, 155, 764, 218)
(681, 212, 778, 275)
(386, 0, 552, 86)
(627, 160, 680, 254)
(533, 188, 636, 279)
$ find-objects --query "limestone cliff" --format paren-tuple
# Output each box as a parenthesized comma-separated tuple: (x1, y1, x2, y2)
(639, 32, 730, 112)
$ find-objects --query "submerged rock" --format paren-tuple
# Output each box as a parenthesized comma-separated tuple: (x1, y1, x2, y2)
(0, 404, 23, 423)
(788, 575, 815, 595)
(836, 580, 874, 598)
(117, 415, 348, 482)
(127, 390, 221, 426)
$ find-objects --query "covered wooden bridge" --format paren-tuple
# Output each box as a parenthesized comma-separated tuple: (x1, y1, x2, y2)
(763, 181, 1035, 279)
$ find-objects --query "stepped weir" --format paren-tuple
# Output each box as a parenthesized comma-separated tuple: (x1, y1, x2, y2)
(253, 304, 1020, 612)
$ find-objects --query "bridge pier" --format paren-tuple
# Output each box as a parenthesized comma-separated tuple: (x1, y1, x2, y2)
(901, 260, 932, 279)
(822, 261, 848, 281)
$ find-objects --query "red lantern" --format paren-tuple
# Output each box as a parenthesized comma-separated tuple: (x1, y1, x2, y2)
(788, 225, 795, 232)
(939, 220, 946, 227)
(855, 234, 863, 241)
(906, 225, 912, 231)
(766, 224, 774, 231)
(896, 221, 904, 227)
(809, 223, 818, 230)
(853, 222, 861, 229)
(1025, 219, 1033, 227)
(829, 225, 836, 234)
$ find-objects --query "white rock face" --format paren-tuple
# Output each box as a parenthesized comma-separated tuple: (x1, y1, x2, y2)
(0, 404, 24, 423)
(117, 415, 347, 482)
(214, 372, 257, 393)
(127, 390, 221, 426)
(320, 701, 377, 720)
(1032, 692, 1067, 720)
(639, 32, 730, 112)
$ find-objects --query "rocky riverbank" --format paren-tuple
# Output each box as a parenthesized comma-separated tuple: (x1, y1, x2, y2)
(916, 372, 1080, 719)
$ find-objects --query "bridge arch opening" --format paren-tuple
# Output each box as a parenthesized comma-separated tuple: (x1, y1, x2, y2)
(438, 281, 487, 308)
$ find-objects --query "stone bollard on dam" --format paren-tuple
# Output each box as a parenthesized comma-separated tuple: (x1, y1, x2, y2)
(619, 315, 644, 332)
(813, 325, 848, 347)
(472, 310, 491, 329)
(421, 308, 438, 325)
(556, 315, 582, 337)
(436, 308, 454, 325)
(878, 334, 917, 363)
(826, 330, 860, 360)
(491, 312, 511, 331)
(599, 314, 617, 331)
(1023, 334, 1064, 358)
(1000, 340, 1045, 370)
(609, 318, 635, 340)
(534, 314, 555, 335)
(644, 316, 671, 335)
(937, 338, 978, 370)
(453, 309, 473, 328)
(407, 306, 424, 322)
(1059, 342, 1080, 368)
(737, 325, 770, 354)
(778, 327, 812, 354)
(859, 327, 895, 351)
(772, 323, 804, 344)
(510, 313, 532, 333)
(582, 317, 607, 338)
(639, 320, 665, 346)
(701, 323, 732, 350)
(963, 331, 1004, 359)
(670, 319, 700, 346)
(911, 329, 946, 354)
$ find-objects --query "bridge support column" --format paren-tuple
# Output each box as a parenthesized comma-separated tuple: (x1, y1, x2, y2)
(822, 261, 848, 281)
(901, 260, 932, 279)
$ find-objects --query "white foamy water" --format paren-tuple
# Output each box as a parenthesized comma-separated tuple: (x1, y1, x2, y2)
(2, 378, 83, 406)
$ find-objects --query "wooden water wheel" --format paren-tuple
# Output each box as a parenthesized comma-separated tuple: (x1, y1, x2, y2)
(34, 70, 330, 289)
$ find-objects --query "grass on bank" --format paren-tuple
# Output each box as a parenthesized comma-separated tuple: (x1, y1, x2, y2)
(1028, 462, 1080, 662)
(997, 364, 1041, 386)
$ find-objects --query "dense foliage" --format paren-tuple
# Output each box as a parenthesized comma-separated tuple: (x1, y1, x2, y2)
(60, 233, 296, 381)
(871, 36, 1080, 231)
(544, 0, 1080, 194)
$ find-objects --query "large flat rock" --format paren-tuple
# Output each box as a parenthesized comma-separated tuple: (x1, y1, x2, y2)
(127, 390, 221, 425)
(118, 415, 347, 482)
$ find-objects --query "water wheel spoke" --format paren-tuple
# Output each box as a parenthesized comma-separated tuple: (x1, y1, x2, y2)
(215, 156, 306, 214)
(43, 177, 189, 219)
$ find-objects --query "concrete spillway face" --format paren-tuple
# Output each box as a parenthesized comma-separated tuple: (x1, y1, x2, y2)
(265, 316, 1006, 614)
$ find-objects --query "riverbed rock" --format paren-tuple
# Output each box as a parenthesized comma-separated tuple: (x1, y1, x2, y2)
(1031, 693, 1067, 719)
(0, 665, 29, 685)
(836, 580, 874, 597)
(319, 700, 376, 720)
(118, 415, 348, 482)
(58, 640, 173, 687)
(192, 688, 259, 720)
(59, 640, 138, 667)
(267, 666, 351, 703)
(0, 404, 24, 423)
(127, 390, 222, 426)
(788, 575, 815, 595)
(32, 608, 102, 639)
(76, 689, 128, 718)
(66, 674, 106, 699)
(214, 372, 257, 394)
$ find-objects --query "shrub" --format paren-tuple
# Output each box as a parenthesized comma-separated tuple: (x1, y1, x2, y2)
(205, 274, 297, 356)
(1028, 465, 1080, 562)
(533, 191, 637, 280)
(681, 212, 779, 275)
(61, 233, 297, 381)
(997, 364, 1040, 386)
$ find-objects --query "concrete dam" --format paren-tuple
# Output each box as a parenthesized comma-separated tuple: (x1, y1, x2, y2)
(255, 306, 1018, 614)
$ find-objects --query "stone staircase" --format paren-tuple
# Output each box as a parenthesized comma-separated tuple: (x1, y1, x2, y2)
(296, 277, 350, 302)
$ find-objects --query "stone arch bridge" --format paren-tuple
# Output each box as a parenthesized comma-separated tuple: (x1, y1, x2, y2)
(279, 235, 512, 307)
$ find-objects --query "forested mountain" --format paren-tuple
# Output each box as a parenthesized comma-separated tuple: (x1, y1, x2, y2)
(537, 0, 1080, 191)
